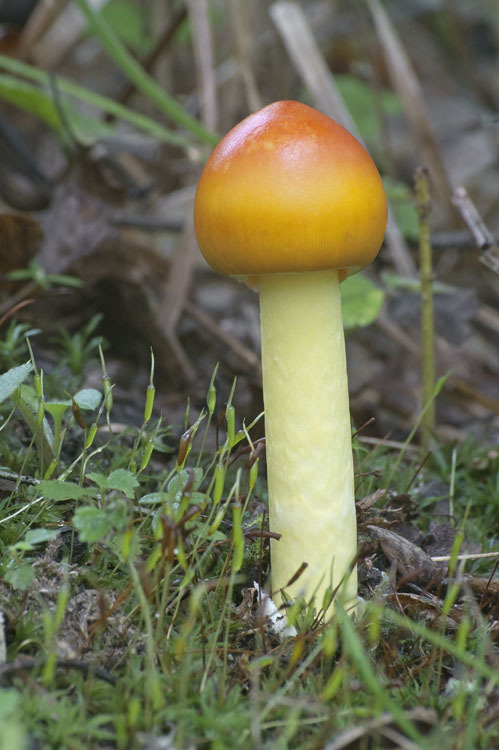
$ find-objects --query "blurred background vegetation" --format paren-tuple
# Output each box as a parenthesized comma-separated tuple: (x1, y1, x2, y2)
(0, 0, 498, 447)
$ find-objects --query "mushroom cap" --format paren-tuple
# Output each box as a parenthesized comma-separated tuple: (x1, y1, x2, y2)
(194, 100, 387, 276)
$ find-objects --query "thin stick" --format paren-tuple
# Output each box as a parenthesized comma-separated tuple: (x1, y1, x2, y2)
(0, 297, 35, 326)
(114, 6, 188, 109)
(184, 301, 260, 371)
(352, 417, 375, 439)
(228, 0, 262, 112)
(451, 186, 495, 249)
(186, 0, 218, 131)
(452, 185, 499, 275)
(415, 166, 436, 451)
(18, 0, 67, 59)
(431, 551, 499, 563)
(357, 435, 418, 452)
(405, 450, 432, 492)
(0, 495, 45, 525)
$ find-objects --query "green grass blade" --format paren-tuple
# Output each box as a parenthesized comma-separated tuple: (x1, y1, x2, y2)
(73, 0, 219, 147)
(0, 73, 111, 144)
(0, 54, 195, 150)
(336, 605, 424, 744)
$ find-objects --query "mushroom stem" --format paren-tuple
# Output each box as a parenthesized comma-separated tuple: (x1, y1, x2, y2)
(259, 269, 357, 609)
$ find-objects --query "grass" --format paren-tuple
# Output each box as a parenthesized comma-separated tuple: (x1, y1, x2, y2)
(0, 332, 497, 750)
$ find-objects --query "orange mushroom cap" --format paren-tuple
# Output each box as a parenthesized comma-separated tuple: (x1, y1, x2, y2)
(194, 101, 387, 278)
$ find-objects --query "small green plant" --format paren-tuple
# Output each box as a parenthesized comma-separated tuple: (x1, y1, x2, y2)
(341, 273, 385, 330)
(6, 261, 84, 292)
(52, 314, 104, 378)
(0, 320, 40, 370)
(335, 73, 402, 143)
(383, 175, 420, 240)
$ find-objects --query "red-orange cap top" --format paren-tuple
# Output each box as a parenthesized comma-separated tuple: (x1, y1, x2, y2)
(194, 100, 387, 276)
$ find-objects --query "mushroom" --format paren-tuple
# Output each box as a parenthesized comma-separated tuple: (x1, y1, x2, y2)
(194, 101, 387, 610)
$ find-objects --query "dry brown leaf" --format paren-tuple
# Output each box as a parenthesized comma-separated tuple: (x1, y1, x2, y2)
(357, 488, 387, 513)
(325, 707, 438, 750)
(388, 591, 461, 630)
(368, 525, 441, 584)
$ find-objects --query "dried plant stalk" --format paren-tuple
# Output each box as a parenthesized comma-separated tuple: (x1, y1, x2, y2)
(28, 0, 110, 69)
(415, 167, 436, 451)
(367, 0, 456, 222)
(228, 0, 262, 112)
(452, 186, 499, 275)
(156, 217, 198, 381)
(270, 0, 416, 278)
(186, 0, 218, 131)
(18, 0, 67, 59)
(270, 1, 357, 133)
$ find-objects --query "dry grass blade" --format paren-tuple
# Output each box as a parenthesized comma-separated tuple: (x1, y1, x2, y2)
(156, 217, 198, 382)
(155, 186, 198, 382)
(450, 378, 499, 415)
(184, 300, 261, 373)
(270, 1, 356, 134)
(431, 551, 499, 563)
(186, 0, 218, 131)
(476, 305, 499, 336)
(228, 0, 263, 112)
(270, 1, 416, 278)
(28, 0, 111, 69)
(376, 308, 421, 357)
(17, 0, 67, 59)
(452, 188, 496, 249)
(325, 708, 437, 750)
(367, 0, 456, 222)
(112, 5, 188, 109)
(385, 213, 417, 278)
(156, 217, 198, 336)
(358, 436, 419, 453)
(452, 186, 499, 275)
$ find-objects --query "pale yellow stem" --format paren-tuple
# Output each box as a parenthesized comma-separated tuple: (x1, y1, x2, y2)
(259, 270, 357, 610)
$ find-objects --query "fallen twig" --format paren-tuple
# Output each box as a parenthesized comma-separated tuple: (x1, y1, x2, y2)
(431, 551, 499, 563)
(452, 186, 499, 275)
